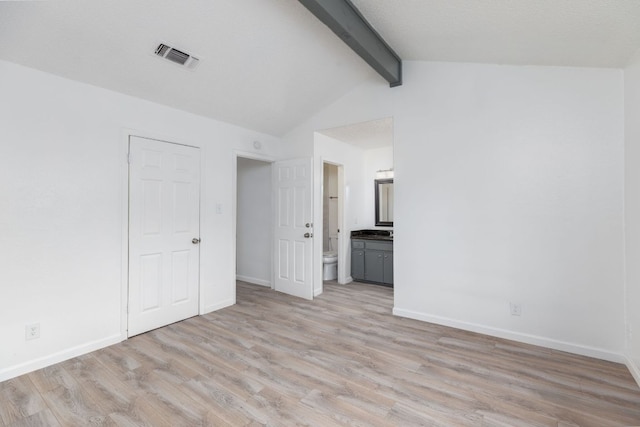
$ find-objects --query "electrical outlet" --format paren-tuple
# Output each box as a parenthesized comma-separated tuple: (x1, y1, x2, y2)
(510, 303, 522, 317)
(25, 323, 40, 340)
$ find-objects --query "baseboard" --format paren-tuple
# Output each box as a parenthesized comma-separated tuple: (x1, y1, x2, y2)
(625, 353, 640, 388)
(393, 307, 625, 364)
(203, 298, 235, 314)
(340, 276, 354, 285)
(0, 333, 123, 383)
(236, 275, 271, 288)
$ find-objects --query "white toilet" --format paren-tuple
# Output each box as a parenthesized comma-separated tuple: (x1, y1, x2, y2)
(323, 251, 338, 281)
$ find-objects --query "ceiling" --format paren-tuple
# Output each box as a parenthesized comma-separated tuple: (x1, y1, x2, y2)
(319, 118, 393, 150)
(352, 0, 640, 69)
(1, 0, 640, 138)
(0, 0, 376, 136)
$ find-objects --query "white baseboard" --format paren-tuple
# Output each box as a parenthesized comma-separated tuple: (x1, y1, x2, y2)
(203, 298, 235, 314)
(0, 333, 123, 383)
(340, 276, 354, 285)
(625, 354, 640, 388)
(393, 307, 625, 364)
(1, 296, 238, 382)
(236, 275, 271, 288)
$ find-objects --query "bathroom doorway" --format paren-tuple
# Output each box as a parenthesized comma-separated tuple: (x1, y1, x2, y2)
(314, 117, 394, 294)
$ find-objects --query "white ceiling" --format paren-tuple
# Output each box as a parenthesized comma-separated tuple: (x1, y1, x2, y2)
(0, 0, 376, 136)
(351, 0, 640, 69)
(1, 0, 640, 138)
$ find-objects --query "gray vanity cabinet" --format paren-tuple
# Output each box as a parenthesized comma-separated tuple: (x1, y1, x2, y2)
(351, 238, 393, 286)
(364, 250, 384, 282)
(383, 252, 393, 284)
(351, 241, 365, 281)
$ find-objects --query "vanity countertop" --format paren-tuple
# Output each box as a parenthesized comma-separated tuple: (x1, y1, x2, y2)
(351, 229, 393, 241)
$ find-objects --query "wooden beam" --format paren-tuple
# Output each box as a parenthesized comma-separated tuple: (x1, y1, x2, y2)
(299, 0, 402, 87)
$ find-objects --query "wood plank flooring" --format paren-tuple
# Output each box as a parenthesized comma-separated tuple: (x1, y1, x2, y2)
(2, 281, 640, 426)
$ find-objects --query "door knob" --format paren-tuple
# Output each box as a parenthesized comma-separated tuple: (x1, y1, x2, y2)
(192, 238, 201, 244)
(305, 223, 313, 228)
(304, 233, 313, 238)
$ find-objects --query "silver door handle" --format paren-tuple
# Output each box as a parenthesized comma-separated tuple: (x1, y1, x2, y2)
(304, 233, 313, 238)
(192, 238, 201, 244)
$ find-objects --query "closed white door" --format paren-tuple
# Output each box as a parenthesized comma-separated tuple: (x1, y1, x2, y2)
(128, 136, 200, 337)
(273, 158, 313, 300)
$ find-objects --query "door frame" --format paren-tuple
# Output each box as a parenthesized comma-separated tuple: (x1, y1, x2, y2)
(119, 129, 206, 340)
(232, 150, 276, 298)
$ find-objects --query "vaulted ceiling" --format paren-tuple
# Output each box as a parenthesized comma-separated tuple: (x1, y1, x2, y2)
(1, 0, 640, 137)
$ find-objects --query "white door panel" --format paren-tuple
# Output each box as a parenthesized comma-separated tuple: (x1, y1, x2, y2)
(273, 158, 313, 300)
(128, 136, 200, 336)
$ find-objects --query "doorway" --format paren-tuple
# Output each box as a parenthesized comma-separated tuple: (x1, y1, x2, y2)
(234, 153, 315, 301)
(314, 117, 394, 294)
(236, 157, 273, 288)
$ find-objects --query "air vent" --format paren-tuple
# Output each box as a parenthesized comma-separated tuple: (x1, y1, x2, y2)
(154, 43, 200, 70)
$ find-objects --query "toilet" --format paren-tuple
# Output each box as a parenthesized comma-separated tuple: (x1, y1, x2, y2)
(322, 251, 338, 281)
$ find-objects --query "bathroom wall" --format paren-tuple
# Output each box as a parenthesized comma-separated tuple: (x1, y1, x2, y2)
(323, 163, 339, 253)
(236, 157, 272, 287)
(363, 146, 394, 228)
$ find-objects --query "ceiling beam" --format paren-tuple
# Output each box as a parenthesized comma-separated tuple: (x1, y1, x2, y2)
(299, 0, 402, 87)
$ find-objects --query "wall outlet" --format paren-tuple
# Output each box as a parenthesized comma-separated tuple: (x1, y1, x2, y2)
(25, 323, 40, 340)
(510, 303, 522, 316)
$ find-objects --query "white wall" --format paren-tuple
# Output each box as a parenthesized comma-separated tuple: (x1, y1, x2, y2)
(285, 60, 627, 362)
(236, 157, 272, 287)
(625, 50, 640, 383)
(0, 60, 281, 381)
(364, 146, 394, 228)
(394, 62, 625, 360)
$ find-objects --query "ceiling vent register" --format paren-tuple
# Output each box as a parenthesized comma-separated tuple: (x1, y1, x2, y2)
(154, 43, 200, 70)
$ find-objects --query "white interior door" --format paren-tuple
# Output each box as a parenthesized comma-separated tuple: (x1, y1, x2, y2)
(273, 158, 313, 300)
(128, 136, 200, 337)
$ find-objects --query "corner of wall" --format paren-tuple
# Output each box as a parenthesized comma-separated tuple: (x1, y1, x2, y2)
(625, 354, 640, 388)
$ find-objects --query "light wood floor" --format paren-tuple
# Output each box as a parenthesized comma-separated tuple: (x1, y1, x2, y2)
(2, 281, 640, 426)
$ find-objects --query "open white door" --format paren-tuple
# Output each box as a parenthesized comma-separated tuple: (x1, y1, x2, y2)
(273, 158, 314, 300)
(128, 136, 200, 336)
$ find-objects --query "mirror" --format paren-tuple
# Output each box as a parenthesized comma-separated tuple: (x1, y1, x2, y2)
(375, 178, 394, 226)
